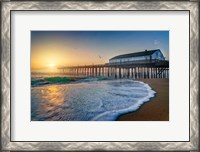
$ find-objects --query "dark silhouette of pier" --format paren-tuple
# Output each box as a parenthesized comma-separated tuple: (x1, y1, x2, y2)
(57, 59, 169, 79)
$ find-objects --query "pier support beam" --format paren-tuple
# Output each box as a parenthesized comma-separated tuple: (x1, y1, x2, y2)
(119, 68, 121, 79)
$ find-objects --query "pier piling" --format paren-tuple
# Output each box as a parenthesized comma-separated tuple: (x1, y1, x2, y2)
(58, 61, 169, 79)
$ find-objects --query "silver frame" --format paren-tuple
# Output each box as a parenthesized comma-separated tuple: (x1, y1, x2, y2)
(1, 1, 199, 151)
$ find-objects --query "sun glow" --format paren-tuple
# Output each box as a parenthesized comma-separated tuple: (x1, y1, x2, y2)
(48, 63, 56, 68)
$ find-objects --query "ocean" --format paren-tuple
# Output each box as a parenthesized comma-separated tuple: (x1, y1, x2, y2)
(31, 74, 156, 121)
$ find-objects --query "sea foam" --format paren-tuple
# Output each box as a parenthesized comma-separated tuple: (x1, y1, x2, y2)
(31, 79, 156, 121)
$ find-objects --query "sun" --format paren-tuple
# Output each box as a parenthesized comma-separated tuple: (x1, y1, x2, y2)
(48, 63, 56, 68)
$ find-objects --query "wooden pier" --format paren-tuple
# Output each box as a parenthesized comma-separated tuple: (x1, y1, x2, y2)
(57, 60, 169, 79)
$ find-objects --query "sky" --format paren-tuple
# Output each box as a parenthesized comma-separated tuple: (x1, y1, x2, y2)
(31, 31, 169, 71)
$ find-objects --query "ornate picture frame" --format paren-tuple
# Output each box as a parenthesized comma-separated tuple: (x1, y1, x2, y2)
(1, 1, 199, 151)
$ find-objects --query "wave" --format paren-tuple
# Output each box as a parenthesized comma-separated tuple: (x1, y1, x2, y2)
(31, 77, 74, 86)
(31, 79, 156, 121)
(31, 76, 109, 87)
(92, 81, 155, 121)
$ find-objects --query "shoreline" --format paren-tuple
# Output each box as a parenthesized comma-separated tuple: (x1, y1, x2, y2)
(31, 77, 169, 121)
(117, 78, 169, 121)
(32, 78, 155, 121)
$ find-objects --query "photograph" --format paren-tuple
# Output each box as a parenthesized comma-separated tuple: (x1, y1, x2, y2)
(31, 31, 169, 121)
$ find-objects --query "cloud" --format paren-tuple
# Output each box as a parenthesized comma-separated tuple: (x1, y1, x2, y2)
(154, 40, 160, 45)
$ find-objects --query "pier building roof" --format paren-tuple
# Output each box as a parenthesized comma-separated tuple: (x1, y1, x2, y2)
(110, 49, 161, 60)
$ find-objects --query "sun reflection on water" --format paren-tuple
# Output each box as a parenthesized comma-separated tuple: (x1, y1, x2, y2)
(43, 85, 64, 105)
(32, 85, 66, 121)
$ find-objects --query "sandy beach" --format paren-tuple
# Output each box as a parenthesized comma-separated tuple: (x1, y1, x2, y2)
(117, 78, 169, 121)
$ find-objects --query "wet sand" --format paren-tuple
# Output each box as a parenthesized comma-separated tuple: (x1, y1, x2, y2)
(117, 79, 169, 121)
